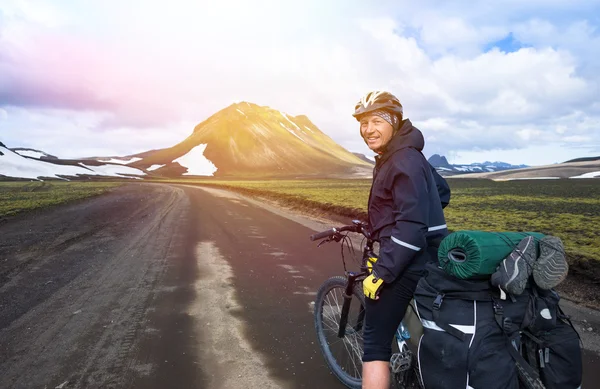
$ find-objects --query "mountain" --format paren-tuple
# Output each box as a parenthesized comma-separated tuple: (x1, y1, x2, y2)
(450, 159, 600, 180)
(564, 156, 600, 163)
(428, 154, 452, 169)
(127, 102, 372, 177)
(0, 101, 372, 180)
(352, 153, 375, 165)
(428, 154, 528, 176)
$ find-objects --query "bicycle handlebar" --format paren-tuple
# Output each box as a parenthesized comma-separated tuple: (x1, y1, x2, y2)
(309, 222, 368, 241)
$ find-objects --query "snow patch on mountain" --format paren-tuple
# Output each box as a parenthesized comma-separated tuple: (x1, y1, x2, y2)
(98, 157, 142, 165)
(14, 150, 47, 159)
(173, 144, 217, 176)
(279, 122, 305, 143)
(570, 171, 600, 179)
(281, 112, 301, 131)
(502, 177, 561, 180)
(147, 164, 165, 171)
(80, 164, 144, 177)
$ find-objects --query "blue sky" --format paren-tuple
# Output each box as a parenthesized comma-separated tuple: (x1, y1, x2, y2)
(1, 0, 599, 166)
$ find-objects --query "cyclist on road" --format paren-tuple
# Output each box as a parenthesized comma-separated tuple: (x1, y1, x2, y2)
(353, 91, 450, 389)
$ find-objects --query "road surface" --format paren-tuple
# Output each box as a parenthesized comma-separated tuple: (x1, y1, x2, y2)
(0, 183, 598, 388)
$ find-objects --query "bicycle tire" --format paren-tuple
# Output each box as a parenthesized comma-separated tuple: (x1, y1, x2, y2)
(314, 276, 365, 389)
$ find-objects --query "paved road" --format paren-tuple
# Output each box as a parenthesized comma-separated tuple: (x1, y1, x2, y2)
(0, 183, 598, 389)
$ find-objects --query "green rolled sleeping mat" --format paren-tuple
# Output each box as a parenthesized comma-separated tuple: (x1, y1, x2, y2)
(438, 230, 545, 279)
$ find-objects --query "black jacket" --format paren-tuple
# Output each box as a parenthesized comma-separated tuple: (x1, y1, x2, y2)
(368, 119, 451, 283)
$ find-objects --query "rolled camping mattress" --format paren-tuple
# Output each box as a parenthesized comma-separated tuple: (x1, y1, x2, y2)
(438, 230, 545, 279)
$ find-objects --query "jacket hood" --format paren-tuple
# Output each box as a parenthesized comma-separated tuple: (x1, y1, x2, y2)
(383, 119, 424, 156)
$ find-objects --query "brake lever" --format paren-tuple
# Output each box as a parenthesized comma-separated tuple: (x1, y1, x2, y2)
(316, 232, 343, 247)
(317, 238, 331, 248)
(332, 233, 344, 242)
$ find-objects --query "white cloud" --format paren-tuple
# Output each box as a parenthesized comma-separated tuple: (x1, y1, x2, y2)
(563, 135, 592, 143)
(517, 129, 543, 141)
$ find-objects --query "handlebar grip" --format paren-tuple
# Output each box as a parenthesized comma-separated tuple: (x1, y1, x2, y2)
(310, 229, 335, 241)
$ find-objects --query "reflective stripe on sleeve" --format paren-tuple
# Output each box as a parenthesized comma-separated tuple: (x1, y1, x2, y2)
(427, 224, 447, 232)
(391, 236, 421, 251)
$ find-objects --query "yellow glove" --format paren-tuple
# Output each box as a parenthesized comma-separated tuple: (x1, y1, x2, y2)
(366, 256, 378, 274)
(363, 273, 384, 300)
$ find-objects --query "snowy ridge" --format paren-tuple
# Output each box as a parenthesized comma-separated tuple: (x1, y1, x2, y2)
(98, 157, 142, 165)
(428, 154, 529, 175)
(14, 149, 48, 159)
(0, 146, 145, 180)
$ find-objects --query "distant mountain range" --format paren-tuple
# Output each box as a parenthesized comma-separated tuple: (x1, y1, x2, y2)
(2, 108, 599, 181)
(0, 102, 372, 180)
(427, 154, 529, 176)
(352, 153, 375, 165)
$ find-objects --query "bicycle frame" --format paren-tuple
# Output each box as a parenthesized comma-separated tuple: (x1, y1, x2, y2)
(311, 220, 421, 388)
(338, 270, 412, 344)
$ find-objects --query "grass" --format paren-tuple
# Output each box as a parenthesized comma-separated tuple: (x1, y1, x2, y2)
(0, 181, 122, 217)
(2, 177, 599, 269)
(163, 177, 600, 264)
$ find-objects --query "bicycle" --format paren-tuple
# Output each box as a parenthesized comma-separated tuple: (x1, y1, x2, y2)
(310, 220, 423, 389)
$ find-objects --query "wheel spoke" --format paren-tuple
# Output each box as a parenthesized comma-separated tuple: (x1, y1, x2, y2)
(315, 281, 365, 384)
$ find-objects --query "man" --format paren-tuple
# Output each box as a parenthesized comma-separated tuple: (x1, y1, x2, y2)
(354, 91, 450, 389)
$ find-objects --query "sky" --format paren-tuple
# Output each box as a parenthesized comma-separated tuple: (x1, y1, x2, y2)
(0, 0, 599, 166)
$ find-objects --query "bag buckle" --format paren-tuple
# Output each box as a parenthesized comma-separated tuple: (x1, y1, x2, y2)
(493, 300, 504, 316)
(503, 317, 513, 333)
(433, 294, 444, 310)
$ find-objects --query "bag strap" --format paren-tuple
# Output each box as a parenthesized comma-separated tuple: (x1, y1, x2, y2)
(443, 290, 493, 301)
(505, 334, 547, 389)
(429, 290, 492, 341)
(431, 294, 467, 341)
(493, 299, 546, 388)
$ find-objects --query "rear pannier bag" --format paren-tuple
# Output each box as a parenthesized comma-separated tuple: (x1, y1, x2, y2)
(522, 318, 583, 389)
(414, 264, 519, 389)
(524, 287, 560, 333)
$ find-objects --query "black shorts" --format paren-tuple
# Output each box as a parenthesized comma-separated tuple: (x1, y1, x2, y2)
(362, 268, 423, 362)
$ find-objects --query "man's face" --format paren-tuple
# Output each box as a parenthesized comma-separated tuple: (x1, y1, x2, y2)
(360, 114, 394, 152)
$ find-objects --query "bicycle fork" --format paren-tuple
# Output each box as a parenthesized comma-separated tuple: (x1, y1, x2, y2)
(338, 273, 365, 338)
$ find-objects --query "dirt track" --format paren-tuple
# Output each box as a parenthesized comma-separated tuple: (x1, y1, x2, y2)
(0, 183, 598, 389)
(0, 184, 194, 388)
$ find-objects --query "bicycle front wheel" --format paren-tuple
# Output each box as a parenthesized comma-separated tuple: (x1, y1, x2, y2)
(314, 276, 365, 389)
